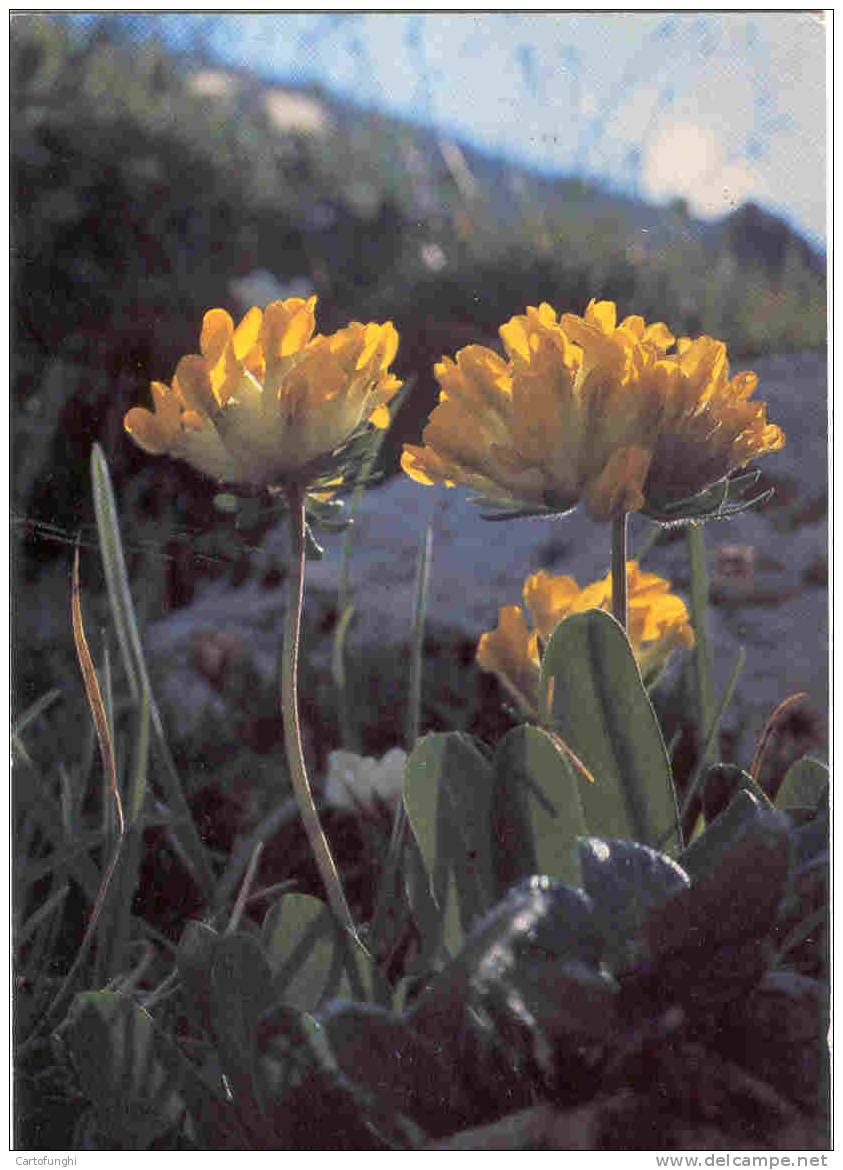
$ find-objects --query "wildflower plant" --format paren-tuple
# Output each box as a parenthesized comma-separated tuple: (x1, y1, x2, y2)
(477, 561, 694, 718)
(403, 298, 784, 630)
(125, 296, 402, 932)
(125, 297, 401, 497)
(16, 280, 827, 1153)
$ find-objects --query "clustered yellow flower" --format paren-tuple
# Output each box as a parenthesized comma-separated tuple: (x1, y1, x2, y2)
(477, 561, 695, 715)
(124, 297, 401, 494)
(402, 300, 784, 521)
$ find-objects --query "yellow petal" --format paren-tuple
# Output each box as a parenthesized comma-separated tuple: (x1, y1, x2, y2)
(499, 314, 531, 362)
(124, 407, 169, 455)
(200, 308, 234, 365)
(523, 570, 581, 641)
(401, 446, 441, 486)
(584, 444, 652, 521)
(476, 605, 540, 715)
(585, 300, 617, 333)
(370, 403, 391, 429)
(174, 355, 217, 417)
(262, 296, 317, 359)
(643, 321, 675, 351)
(233, 306, 263, 360)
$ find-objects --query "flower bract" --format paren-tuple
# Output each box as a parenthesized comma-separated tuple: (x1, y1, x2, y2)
(402, 299, 784, 523)
(125, 297, 401, 495)
(477, 561, 695, 715)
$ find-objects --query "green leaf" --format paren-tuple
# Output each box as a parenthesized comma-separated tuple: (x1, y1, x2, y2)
(409, 877, 615, 1112)
(678, 789, 767, 884)
(540, 610, 679, 851)
(403, 732, 496, 953)
(699, 763, 773, 826)
(176, 920, 220, 1036)
(645, 807, 792, 1016)
(578, 837, 690, 973)
(775, 756, 830, 810)
(208, 933, 276, 1117)
(261, 893, 339, 1011)
(65, 991, 180, 1149)
(491, 725, 586, 893)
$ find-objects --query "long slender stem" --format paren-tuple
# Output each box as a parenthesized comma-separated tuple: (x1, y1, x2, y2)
(281, 487, 356, 934)
(686, 522, 716, 769)
(611, 512, 629, 632)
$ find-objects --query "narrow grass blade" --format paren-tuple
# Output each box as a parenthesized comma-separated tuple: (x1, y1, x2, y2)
(13, 688, 62, 736)
(73, 545, 124, 839)
(406, 523, 433, 750)
(90, 444, 142, 703)
(211, 797, 299, 918)
(331, 603, 358, 751)
(90, 444, 215, 899)
(128, 684, 151, 826)
(680, 646, 746, 823)
(16, 882, 70, 949)
(368, 525, 434, 961)
(750, 692, 809, 783)
(225, 842, 264, 935)
(20, 550, 128, 1051)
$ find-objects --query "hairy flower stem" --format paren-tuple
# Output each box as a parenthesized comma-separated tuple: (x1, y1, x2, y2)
(282, 487, 356, 934)
(611, 512, 629, 633)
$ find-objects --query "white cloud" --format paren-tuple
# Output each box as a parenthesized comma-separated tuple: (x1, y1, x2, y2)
(642, 120, 765, 219)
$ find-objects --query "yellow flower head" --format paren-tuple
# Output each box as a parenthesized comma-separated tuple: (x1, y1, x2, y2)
(477, 561, 694, 715)
(402, 299, 784, 522)
(125, 297, 401, 494)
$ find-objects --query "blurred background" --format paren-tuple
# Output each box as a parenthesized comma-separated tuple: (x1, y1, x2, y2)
(11, 10, 828, 1007)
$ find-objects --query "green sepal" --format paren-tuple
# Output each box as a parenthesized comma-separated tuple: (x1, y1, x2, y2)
(642, 468, 773, 526)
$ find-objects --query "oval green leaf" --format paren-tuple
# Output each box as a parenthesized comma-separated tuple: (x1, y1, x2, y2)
(539, 609, 679, 851)
(492, 724, 586, 893)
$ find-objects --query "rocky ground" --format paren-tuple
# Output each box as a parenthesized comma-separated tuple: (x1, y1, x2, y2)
(135, 349, 827, 776)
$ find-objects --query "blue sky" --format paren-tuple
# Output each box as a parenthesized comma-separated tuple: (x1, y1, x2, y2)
(90, 11, 828, 246)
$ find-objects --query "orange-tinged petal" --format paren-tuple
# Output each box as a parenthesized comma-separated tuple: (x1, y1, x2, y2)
(124, 407, 169, 454)
(262, 296, 317, 359)
(476, 605, 540, 715)
(232, 307, 262, 358)
(585, 299, 617, 333)
(488, 560, 693, 698)
(174, 354, 218, 417)
(200, 308, 234, 365)
(585, 444, 652, 521)
(523, 570, 581, 641)
(370, 404, 391, 429)
(401, 446, 444, 486)
(499, 314, 532, 362)
(150, 380, 181, 430)
(619, 314, 646, 340)
(643, 320, 675, 351)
